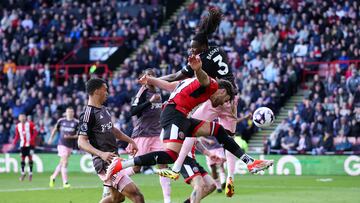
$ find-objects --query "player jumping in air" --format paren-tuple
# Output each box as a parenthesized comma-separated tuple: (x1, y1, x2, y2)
(159, 7, 244, 197)
(48, 107, 79, 188)
(77, 78, 144, 203)
(123, 68, 172, 203)
(105, 55, 273, 190)
(13, 114, 38, 182)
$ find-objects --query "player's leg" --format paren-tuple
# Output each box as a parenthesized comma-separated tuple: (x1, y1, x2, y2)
(28, 154, 33, 181)
(100, 186, 125, 203)
(194, 121, 273, 173)
(50, 145, 64, 187)
(106, 118, 191, 179)
(106, 145, 180, 180)
(182, 157, 216, 203)
(114, 174, 144, 203)
(171, 101, 218, 174)
(219, 163, 226, 189)
(60, 156, 70, 188)
(218, 98, 238, 197)
(19, 147, 29, 181)
(201, 174, 217, 198)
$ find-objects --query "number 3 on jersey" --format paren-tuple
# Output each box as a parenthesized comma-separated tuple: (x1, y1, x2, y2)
(213, 55, 229, 75)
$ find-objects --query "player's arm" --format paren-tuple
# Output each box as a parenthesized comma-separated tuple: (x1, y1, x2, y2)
(12, 127, 19, 146)
(236, 113, 252, 123)
(159, 70, 188, 82)
(139, 75, 179, 92)
(78, 135, 116, 163)
(194, 140, 212, 157)
(112, 127, 138, 155)
(47, 121, 59, 144)
(188, 55, 210, 87)
(130, 87, 151, 116)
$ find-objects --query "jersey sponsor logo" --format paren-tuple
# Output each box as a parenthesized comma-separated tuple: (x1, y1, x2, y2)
(151, 103, 162, 109)
(101, 122, 113, 132)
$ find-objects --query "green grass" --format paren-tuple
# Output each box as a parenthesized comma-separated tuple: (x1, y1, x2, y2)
(0, 173, 359, 203)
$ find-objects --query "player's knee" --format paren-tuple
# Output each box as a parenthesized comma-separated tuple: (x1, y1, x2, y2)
(206, 183, 216, 194)
(132, 166, 141, 173)
(112, 194, 125, 203)
(131, 190, 144, 203)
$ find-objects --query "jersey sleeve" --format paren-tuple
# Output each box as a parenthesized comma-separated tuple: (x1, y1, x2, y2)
(131, 87, 151, 117)
(78, 107, 94, 137)
(181, 65, 194, 78)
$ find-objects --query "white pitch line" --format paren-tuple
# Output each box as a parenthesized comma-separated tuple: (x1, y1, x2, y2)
(0, 185, 101, 193)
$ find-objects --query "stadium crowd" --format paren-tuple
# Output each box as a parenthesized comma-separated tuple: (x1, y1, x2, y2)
(0, 0, 360, 155)
(0, 0, 163, 66)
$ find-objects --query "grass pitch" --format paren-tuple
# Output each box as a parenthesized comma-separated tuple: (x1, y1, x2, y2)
(0, 172, 359, 203)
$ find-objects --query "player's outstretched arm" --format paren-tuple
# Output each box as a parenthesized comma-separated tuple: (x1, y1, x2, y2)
(159, 70, 188, 82)
(78, 135, 117, 163)
(188, 55, 210, 87)
(112, 127, 138, 155)
(139, 75, 179, 92)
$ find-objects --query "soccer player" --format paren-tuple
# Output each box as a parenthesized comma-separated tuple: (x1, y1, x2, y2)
(159, 7, 242, 197)
(179, 139, 222, 203)
(13, 114, 38, 181)
(48, 107, 79, 188)
(124, 68, 171, 203)
(106, 55, 273, 186)
(199, 136, 226, 193)
(77, 78, 144, 203)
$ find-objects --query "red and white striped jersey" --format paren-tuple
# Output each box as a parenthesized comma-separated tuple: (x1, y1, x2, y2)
(13, 121, 37, 147)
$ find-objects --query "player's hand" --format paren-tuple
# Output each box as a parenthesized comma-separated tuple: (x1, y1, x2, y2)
(188, 55, 202, 71)
(209, 154, 226, 164)
(100, 152, 117, 164)
(127, 141, 138, 156)
(138, 74, 148, 85)
(244, 112, 252, 120)
(150, 94, 161, 103)
(139, 74, 154, 85)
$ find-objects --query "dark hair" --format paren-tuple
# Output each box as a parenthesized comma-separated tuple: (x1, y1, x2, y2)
(217, 79, 236, 101)
(193, 7, 222, 46)
(86, 78, 106, 95)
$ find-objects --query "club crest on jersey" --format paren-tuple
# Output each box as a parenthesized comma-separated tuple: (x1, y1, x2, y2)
(178, 131, 185, 139)
(193, 166, 199, 173)
(80, 123, 88, 131)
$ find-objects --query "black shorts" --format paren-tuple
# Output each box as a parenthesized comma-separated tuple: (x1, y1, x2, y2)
(180, 156, 208, 184)
(160, 104, 204, 143)
(20, 147, 34, 157)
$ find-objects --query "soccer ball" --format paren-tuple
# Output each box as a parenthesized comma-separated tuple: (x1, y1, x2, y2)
(252, 107, 275, 128)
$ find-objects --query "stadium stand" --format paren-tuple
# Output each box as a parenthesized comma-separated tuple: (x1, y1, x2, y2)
(0, 0, 359, 157)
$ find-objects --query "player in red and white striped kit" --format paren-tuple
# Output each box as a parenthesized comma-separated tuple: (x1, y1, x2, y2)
(12, 114, 38, 181)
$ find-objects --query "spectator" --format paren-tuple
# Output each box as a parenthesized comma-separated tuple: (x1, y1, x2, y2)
(281, 128, 299, 152)
(296, 133, 312, 153)
(334, 130, 352, 151)
(313, 130, 334, 154)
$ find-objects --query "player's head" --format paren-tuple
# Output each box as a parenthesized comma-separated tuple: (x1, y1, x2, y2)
(65, 107, 74, 119)
(210, 79, 236, 107)
(142, 68, 156, 77)
(18, 114, 26, 123)
(191, 7, 222, 55)
(86, 78, 108, 104)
